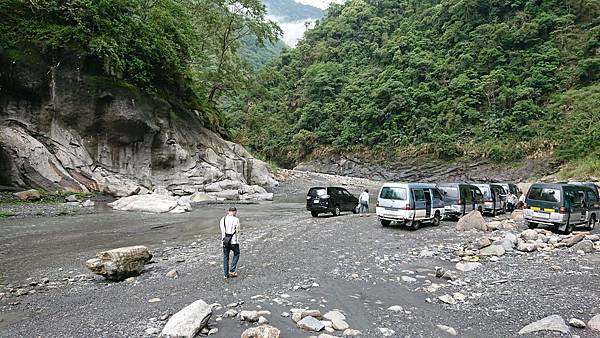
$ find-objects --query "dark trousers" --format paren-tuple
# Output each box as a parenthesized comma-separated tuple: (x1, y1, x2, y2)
(223, 244, 240, 277)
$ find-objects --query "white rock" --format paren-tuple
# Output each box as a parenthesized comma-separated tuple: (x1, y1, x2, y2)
(518, 315, 569, 335)
(436, 324, 457, 336)
(569, 318, 586, 328)
(401, 275, 417, 283)
(342, 329, 362, 336)
(240, 325, 281, 338)
(388, 305, 403, 313)
(160, 299, 212, 338)
(455, 261, 482, 272)
(438, 294, 457, 305)
(479, 245, 505, 256)
(240, 310, 260, 322)
(588, 314, 600, 331)
(331, 318, 349, 331)
(456, 211, 487, 231)
(521, 229, 538, 241)
(323, 310, 345, 322)
(297, 316, 325, 332)
(378, 328, 395, 336)
(82, 199, 95, 207)
(145, 327, 160, 335)
(108, 194, 178, 213)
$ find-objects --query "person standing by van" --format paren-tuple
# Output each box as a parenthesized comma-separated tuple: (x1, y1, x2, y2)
(220, 207, 240, 280)
(359, 189, 370, 216)
(515, 191, 526, 209)
(506, 191, 517, 212)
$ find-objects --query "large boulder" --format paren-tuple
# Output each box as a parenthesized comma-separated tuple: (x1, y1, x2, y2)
(518, 315, 569, 335)
(208, 190, 240, 201)
(108, 194, 178, 213)
(13, 189, 42, 201)
(85, 246, 152, 281)
(456, 211, 487, 231)
(161, 299, 212, 338)
(241, 325, 281, 338)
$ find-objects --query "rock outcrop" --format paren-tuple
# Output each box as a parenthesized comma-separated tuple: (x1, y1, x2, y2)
(85, 246, 152, 281)
(456, 211, 487, 231)
(161, 299, 212, 338)
(0, 49, 277, 198)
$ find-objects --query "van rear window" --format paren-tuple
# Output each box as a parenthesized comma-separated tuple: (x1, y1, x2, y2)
(380, 187, 407, 200)
(308, 188, 327, 197)
(439, 187, 459, 199)
(528, 187, 561, 203)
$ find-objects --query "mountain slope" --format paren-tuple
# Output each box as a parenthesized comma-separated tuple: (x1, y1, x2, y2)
(263, 0, 323, 21)
(229, 0, 600, 171)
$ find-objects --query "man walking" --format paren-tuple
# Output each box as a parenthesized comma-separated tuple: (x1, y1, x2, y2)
(220, 207, 240, 280)
(359, 189, 370, 216)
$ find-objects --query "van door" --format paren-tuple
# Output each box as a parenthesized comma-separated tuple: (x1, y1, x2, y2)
(412, 189, 427, 219)
(564, 188, 583, 225)
(424, 190, 432, 218)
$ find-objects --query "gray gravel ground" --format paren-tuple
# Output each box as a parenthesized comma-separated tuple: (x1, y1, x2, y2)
(1, 171, 599, 337)
(1, 205, 599, 337)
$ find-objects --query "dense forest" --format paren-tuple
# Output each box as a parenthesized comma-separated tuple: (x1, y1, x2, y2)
(0, 0, 280, 134)
(228, 0, 600, 175)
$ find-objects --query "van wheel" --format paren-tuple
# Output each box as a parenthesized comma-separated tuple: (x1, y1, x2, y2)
(311, 211, 319, 218)
(352, 207, 358, 214)
(381, 220, 391, 227)
(527, 222, 538, 229)
(408, 220, 420, 231)
(332, 206, 341, 216)
(477, 206, 483, 213)
(562, 222, 574, 235)
(432, 212, 441, 226)
(586, 215, 596, 230)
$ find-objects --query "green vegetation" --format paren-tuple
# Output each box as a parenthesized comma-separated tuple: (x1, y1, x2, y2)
(228, 0, 600, 168)
(240, 36, 288, 69)
(0, 0, 280, 133)
(263, 0, 323, 21)
(0, 211, 16, 218)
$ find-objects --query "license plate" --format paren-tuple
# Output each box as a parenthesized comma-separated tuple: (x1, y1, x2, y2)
(535, 212, 550, 219)
(313, 199, 319, 204)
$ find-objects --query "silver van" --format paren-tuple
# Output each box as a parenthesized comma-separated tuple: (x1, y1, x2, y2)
(437, 183, 484, 219)
(473, 183, 506, 216)
(376, 183, 445, 230)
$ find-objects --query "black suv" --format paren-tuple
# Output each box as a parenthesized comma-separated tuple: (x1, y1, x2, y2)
(306, 187, 359, 217)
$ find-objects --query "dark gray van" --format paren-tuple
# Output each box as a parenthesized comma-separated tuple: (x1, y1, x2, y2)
(524, 183, 600, 234)
(437, 183, 484, 219)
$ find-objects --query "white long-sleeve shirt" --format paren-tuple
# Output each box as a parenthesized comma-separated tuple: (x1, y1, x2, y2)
(220, 215, 240, 245)
(359, 192, 369, 203)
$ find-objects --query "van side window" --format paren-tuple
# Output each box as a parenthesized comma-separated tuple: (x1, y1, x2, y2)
(413, 189, 425, 201)
(586, 190, 598, 203)
(432, 189, 443, 201)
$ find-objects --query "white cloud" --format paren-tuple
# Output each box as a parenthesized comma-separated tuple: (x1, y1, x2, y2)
(294, 0, 345, 10)
(268, 16, 317, 47)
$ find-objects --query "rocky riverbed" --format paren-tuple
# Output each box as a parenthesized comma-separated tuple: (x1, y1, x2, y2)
(1, 172, 600, 337)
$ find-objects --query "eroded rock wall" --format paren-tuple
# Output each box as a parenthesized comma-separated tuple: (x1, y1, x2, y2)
(0, 49, 276, 195)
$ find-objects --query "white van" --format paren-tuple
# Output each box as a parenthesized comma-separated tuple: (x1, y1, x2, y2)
(376, 183, 445, 230)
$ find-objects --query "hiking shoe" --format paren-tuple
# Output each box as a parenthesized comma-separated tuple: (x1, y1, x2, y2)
(228, 272, 238, 278)
(224, 276, 229, 282)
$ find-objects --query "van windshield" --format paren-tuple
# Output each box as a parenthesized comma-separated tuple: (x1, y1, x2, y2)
(528, 187, 561, 203)
(380, 187, 407, 200)
(439, 187, 459, 199)
(308, 188, 327, 197)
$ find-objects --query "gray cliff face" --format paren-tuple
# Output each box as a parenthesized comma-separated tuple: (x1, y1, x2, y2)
(0, 49, 276, 195)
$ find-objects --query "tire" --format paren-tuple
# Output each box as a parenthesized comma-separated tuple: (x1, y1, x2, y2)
(431, 212, 441, 226)
(586, 215, 596, 231)
(311, 211, 319, 218)
(563, 222, 574, 235)
(332, 206, 341, 216)
(352, 207, 358, 214)
(408, 220, 420, 231)
(381, 220, 391, 227)
(477, 206, 483, 213)
(527, 222, 538, 229)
